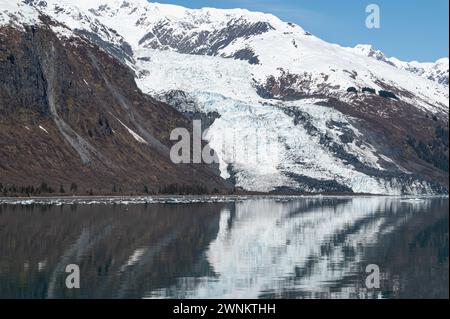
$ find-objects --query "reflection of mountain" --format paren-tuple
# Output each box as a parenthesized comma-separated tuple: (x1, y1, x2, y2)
(361, 198, 449, 299)
(0, 198, 447, 299)
(148, 197, 448, 299)
(0, 203, 222, 298)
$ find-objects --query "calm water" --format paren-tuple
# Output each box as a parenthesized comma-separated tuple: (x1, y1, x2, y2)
(0, 196, 448, 299)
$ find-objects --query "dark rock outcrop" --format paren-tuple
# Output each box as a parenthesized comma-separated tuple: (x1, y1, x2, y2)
(138, 18, 273, 63)
(0, 23, 229, 195)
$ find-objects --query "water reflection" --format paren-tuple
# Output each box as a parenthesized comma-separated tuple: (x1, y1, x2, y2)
(0, 197, 448, 299)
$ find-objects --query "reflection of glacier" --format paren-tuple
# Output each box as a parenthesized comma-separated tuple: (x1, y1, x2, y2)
(147, 197, 433, 299)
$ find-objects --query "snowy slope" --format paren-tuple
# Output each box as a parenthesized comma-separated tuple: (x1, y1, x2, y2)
(391, 58, 449, 87)
(352, 44, 449, 86)
(3, 0, 447, 110)
(0, 0, 39, 27)
(1, 0, 448, 194)
(10, 0, 445, 111)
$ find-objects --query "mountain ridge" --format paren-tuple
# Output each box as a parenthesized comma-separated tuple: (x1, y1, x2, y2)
(0, 0, 448, 195)
(351, 44, 449, 86)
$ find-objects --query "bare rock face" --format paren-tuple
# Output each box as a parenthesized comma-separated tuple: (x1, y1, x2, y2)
(0, 22, 229, 195)
(138, 18, 273, 58)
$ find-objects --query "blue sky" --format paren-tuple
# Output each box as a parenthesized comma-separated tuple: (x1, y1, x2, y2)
(152, 0, 449, 62)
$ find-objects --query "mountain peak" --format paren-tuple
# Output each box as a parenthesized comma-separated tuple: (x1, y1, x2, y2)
(435, 57, 449, 66)
(352, 44, 390, 63)
(352, 44, 448, 86)
(353, 44, 375, 53)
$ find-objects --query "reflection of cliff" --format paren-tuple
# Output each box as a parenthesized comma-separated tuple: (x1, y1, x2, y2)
(0, 203, 222, 298)
(151, 197, 447, 299)
(360, 198, 449, 299)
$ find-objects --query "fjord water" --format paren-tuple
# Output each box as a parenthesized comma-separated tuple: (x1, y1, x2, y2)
(0, 197, 448, 299)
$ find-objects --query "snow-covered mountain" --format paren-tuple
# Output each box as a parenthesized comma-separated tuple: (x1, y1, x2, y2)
(1, 0, 448, 195)
(352, 44, 449, 86)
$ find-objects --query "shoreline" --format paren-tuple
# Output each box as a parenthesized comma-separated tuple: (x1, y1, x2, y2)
(0, 193, 448, 206)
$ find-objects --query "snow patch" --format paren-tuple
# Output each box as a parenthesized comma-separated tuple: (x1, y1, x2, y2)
(113, 116, 148, 144)
(39, 125, 49, 134)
